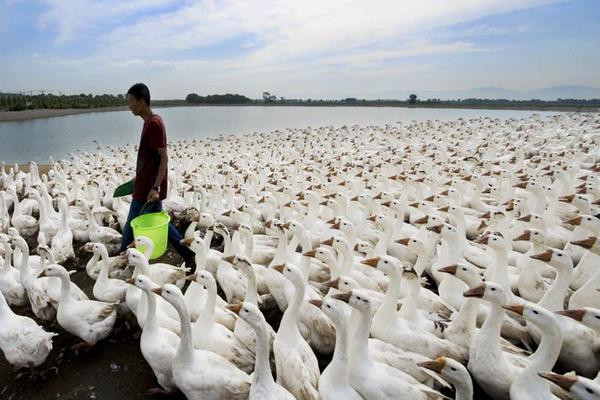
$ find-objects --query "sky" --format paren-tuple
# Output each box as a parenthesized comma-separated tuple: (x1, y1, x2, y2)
(0, 0, 599, 99)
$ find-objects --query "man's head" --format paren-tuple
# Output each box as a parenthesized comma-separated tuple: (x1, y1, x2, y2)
(127, 83, 150, 116)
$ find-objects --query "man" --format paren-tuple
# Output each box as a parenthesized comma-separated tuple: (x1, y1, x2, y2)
(119, 83, 195, 268)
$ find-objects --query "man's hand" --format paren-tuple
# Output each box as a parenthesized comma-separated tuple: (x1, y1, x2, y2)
(147, 189, 159, 202)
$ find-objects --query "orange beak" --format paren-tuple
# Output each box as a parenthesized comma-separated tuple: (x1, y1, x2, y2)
(360, 257, 379, 267)
(438, 264, 457, 275)
(463, 284, 486, 298)
(530, 250, 552, 262)
(502, 304, 525, 315)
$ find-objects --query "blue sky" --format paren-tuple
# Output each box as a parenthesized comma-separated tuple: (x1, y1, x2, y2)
(0, 0, 598, 99)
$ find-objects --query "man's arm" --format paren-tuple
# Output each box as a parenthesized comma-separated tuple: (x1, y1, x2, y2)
(148, 147, 167, 202)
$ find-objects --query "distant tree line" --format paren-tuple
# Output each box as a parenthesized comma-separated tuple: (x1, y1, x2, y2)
(185, 93, 252, 104)
(0, 93, 128, 111)
(1, 91, 598, 112)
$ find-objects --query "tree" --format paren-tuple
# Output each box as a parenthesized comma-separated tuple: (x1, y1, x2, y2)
(408, 94, 418, 104)
(262, 91, 277, 103)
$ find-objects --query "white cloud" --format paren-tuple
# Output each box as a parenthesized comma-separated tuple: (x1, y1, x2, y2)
(3, 0, 576, 97)
(38, 0, 181, 43)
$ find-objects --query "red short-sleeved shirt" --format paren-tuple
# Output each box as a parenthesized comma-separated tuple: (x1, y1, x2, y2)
(133, 114, 168, 201)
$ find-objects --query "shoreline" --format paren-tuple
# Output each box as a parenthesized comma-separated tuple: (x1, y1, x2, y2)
(0, 103, 598, 123)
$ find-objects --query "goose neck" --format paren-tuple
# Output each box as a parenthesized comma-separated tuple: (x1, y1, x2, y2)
(328, 315, 351, 382)
(252, 319, 275, 385)
(278, 277, 304, 339)
(58, 272, 73, 304)
(243, 270, 258, 305)
(538, 266, 572, 311)
(143, 288, 159, 330)
(173, 298, 194, 362)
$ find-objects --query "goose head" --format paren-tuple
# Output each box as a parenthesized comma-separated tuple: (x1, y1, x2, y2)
(132, 274, 158, 292)
(503, 302, 558, 332)
(367, 213, 391, 231)
(212, 222, 229, 239)
(568, 215, 600, 232)
(125, 247, 147, 266)
(418, 357, 469, 385)
(155, 283, 184, 308)
(234, 223, 254, 237)
(189, 269, 217, 291)
(439, 223, 460, 240)
(84, 242, 108, 255)
(303, 246, 337, 266)
(530, 248, 573, 271)
(517, 213, 545, 228)
(360, 255, 402, 277)
(130, 235, 153, 250)
(475, 232, 510, 252)
(354, 240, 374, 256)
(323, 275, 361, 292)
(422, 214, 445, 231)
(514, 228, 546, 245)
(282, 219, 305, 238)
(323, 236, 350, 253)
(41, 263, 69, 278)
(332, 289, 372, 314)
(196, 212, 215, 228)
(538, 372, 600, 399)
(439, 262, 484, 287)
(557, 308, 600, 332)
(463, 282, 507, 306)
(225, 254, 254, 274)
(227, 302, 265, 330)
(395, 236, 426, 253)
(309, 297, 348, 326)
(180, 234, 207, 255)
(272, 262, 304, 287)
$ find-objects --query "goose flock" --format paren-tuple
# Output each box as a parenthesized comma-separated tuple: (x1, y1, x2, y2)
(1, 111, 600, 400)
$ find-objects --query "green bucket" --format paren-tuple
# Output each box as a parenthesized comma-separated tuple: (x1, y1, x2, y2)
(130, 205, 170, 260)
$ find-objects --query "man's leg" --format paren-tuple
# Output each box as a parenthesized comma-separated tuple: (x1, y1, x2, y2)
(119, 199, 144, 252)
(154, 202, 196, 265)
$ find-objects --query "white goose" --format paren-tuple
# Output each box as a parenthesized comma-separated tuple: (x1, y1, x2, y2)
(367, 256, 466, 362)
(189, 270, 255, 374)
(132, 275, 178, 396)
(332, 290, 435, 400)
(309, 297, 364, 400)
(7, 188, 38, 237)
(42, 264, 117, 345)
(228, 302, 295, 400)
(179, 235, 237, 330)
(539, 372, 600, 400)
(50, 197, 75, 263)
(418, 357, 473, 400)
(155, 284, 251, 399)
(464, 282, 528, 400)
(504, 302, 562, 400)
(531, 248, 600, 377)
(271, 263, 320, 400)
(0, 289, 56, 369)
(87, 242, 128, 304)
(0, 234, 27, 306)
(569, 236, 600, 309)
(225, 254, 276, 352)
(558, 307, 600, 333)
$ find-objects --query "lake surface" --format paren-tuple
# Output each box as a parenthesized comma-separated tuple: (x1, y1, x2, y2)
(0, 106, 560, 164)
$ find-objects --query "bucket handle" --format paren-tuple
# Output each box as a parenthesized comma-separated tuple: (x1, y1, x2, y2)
(139, 201, 156, 216)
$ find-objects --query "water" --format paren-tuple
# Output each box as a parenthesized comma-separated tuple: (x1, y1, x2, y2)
(0, 106, 559, 164)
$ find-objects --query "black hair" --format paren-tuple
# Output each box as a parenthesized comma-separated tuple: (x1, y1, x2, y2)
(127, 83, 151, 106)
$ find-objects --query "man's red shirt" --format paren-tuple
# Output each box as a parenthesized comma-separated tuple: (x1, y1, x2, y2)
(133, 114, 168, 201)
